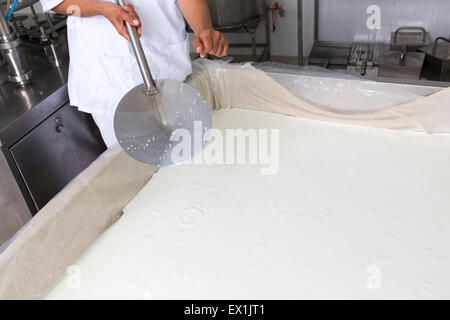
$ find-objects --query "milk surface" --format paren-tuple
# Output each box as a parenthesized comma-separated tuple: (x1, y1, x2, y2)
(47, 109, 450, 299)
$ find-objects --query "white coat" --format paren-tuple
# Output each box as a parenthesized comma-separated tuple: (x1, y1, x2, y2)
(40, 0, 192, 116)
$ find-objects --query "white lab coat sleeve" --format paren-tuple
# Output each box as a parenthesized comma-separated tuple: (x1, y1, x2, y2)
(39, 0, 65, 12)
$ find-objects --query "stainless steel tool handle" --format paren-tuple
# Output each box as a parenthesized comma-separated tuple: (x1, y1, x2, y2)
(399, 46, 407, 66)
(432, 37, 450, 55)
(117, 0, 158, 95)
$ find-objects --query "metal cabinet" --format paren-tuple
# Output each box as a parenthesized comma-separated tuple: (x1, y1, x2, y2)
(10, 103, 106, 211)
(0, 98, 106, 245)
(0, 30, 107, 246)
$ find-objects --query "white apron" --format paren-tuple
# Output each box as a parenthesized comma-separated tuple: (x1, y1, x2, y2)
(40, 0, 192, 116)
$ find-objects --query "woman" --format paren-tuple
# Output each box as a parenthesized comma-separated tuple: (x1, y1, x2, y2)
(40, 0, 228, 147)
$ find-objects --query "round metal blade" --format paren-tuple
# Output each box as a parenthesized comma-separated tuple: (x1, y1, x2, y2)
(114, 79, 211, 167)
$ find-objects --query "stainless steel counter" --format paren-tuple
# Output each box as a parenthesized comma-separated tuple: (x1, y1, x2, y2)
(0, 32, 69, 142)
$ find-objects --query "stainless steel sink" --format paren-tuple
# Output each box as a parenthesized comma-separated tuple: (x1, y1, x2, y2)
(379, 50, 426, 80)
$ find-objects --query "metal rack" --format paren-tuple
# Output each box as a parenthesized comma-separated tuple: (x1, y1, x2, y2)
(0, 1, 67, 87)
(304, 1, 449, 82)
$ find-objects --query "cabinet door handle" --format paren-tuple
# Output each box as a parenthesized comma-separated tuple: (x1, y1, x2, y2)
(55, 117, 64, 132)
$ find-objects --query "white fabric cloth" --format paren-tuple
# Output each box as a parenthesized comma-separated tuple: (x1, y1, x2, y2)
(40, 0, 192, 116)
(91, 113, 117, 148)
(0, 145, 157, 300)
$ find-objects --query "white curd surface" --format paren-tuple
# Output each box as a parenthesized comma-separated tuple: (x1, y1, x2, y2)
(47, 109, 450, 299)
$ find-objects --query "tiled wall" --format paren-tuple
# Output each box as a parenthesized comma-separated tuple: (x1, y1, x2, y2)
(192, 0, 450, 59)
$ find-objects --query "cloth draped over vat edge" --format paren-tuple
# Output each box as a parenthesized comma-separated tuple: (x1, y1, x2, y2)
(0, 145, 157, 299)
(1, 59, 449, 300)
(188, 59, 450, 134)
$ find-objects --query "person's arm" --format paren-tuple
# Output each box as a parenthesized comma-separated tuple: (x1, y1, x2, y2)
(49, 0, 141, 40)
(178, 0, 228, 58)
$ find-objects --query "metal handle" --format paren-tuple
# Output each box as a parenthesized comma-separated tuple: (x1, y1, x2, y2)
(393, 26, 427, 46)
(117, 0, 158, 95)
(432, 37, 450, 55)
(399, 46, 407, 66)
(55, 117, 64, 132)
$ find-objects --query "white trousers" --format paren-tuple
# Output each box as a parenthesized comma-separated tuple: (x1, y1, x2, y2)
(91, 113, 118, 148)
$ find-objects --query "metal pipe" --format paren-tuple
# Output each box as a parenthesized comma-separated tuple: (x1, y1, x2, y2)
(314, 0, 319, 41)
(29, 4, 39, 25)
(117, 0, 157, 95)
(0, 9, 32, 86)
(393, 26, 427, 45)
(9, 15, 19, 35)
(432, 37, 449, 55)
(298, 0, 303, 65)
(250, 29, 257, 61)
(265, 2, 271, 60)
(45, 12, 58, 38)
(0, 10, 14, 42)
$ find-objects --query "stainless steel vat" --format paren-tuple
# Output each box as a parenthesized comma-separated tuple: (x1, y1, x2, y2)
(206, 0, 263, 28)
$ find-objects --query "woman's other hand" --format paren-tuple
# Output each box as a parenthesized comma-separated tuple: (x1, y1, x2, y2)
(193, 29, 229, 58)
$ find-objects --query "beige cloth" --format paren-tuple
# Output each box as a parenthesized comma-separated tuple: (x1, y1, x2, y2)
(0, 145, 156, 299)
(189, 60, 450, 133)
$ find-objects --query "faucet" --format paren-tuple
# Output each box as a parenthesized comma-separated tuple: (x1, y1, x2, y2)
(399, 45, 407, 66)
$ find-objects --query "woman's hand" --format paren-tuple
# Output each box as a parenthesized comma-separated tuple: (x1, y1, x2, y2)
(102, 1, 142, 41)
(193, 29, 229, 58)
(178, 0, 229, 57)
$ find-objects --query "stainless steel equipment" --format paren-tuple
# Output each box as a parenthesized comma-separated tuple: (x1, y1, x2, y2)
(347, 43, 383, 76)
(0, 30, 106, 245)
(206, 0, 263, 28)
(378, 49, 425, 80)
(390, 26, 431, 51)
(17, 13, 67, 41)
(12, 11, 66, 68)
(420, 37, 450, 82)
(308, 41, 351, 69)
(1, 0, 39, 12)
(114, 0, 211, 167)
(378, 27, 428, 80)
(0, 9, 31, 86)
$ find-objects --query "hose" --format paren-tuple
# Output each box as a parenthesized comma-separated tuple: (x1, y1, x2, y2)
(6, 0, 18, 20)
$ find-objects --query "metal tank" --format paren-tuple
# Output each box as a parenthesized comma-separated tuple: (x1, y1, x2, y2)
(206, 0, 264, 28)
(0, 9, 32, 86)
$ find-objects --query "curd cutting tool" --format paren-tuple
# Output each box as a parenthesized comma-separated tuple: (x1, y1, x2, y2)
(114, 0, 211, 167)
